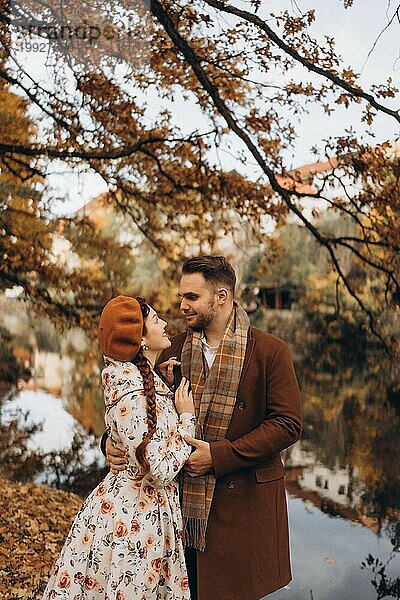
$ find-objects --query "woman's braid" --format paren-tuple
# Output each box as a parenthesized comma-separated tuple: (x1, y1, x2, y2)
(133, 298, 158, 480)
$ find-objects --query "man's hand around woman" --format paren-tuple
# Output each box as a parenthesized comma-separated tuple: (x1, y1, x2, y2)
(105, 437, 128, 473)
(106, 377, 194, 473)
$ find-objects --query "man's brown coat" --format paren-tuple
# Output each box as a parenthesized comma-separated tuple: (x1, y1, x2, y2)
(158, 326, 302, 600)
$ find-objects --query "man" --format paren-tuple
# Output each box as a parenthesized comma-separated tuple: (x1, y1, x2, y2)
(106, 256, 302, 600)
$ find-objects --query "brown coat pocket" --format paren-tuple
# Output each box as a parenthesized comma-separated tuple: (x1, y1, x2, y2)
(255, 461, 284, 482)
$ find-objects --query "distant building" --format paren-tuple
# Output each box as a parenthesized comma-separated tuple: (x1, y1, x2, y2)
(257, 284, 298, 310)
(243, 140, 400, 311)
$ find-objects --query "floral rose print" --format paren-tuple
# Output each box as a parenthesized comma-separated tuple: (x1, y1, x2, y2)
(131, 518, 141, 534)
(118, 404, 128, 417)
(95, 483, 107, 497)
(73, 572, 84, 585)
(114, 520, 128, 538)
(145, 535, 155, 548)
(100, 499, 114, 514)
(83, 575, 103, 591)
(147, 572, 156, 587)
(43, 361, 195, 599)
(163, 563, 172, 580)
(81, 532, 91, 546)
(181, 577, 189, 592)
(57, 571, 70, 588)
(151, 557, 162, 573)
(157, 493, 167, 507)
(138, 498, 148, 512)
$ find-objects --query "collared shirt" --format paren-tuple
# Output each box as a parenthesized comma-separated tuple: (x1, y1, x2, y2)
(200, 331, 219, 369)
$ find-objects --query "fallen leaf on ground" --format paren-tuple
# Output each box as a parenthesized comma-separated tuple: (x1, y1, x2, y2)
(0, 478, 82, 599)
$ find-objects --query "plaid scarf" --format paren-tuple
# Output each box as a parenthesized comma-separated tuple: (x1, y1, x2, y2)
(180, 302, 250, 550)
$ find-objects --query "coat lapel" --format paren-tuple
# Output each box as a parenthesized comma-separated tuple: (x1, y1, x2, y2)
(239, 328, 255, 387)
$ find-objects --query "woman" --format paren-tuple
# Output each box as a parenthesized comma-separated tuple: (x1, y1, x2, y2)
(43, 295, 196, 599)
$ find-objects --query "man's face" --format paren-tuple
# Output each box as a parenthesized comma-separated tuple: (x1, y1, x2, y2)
(178, 273, 217, 331)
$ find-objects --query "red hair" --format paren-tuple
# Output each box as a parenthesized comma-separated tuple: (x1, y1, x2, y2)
(133, 297, 157, 480)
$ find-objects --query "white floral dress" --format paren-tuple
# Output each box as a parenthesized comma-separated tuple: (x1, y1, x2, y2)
(43, 359, 195, 600)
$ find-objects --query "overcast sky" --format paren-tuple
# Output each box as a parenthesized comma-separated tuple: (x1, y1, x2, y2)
(12, 0, 400, 214)
(283, 0, 400, 157)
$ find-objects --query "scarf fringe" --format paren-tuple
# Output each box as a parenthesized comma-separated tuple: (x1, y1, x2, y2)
(184, 517, 207, 552)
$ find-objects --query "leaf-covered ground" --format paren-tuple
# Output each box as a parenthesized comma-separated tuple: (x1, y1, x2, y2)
(0, 478, 82, 599)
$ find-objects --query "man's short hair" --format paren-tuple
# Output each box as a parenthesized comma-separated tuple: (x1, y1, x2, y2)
(182, 255, 236, 295)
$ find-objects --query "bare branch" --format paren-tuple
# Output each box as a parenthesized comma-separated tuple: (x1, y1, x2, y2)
(327, 236, 399, 250)
(361, 3, 400, 71)
(202, 0, 400, 123)
(0, 67, 72, 131)
(0, 140, 163, 160)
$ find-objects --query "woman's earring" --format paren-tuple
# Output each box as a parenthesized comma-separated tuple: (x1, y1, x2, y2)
(141, 340, 148, 351)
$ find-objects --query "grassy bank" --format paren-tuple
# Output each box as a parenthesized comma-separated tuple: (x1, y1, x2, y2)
(0, 478, 82, 599)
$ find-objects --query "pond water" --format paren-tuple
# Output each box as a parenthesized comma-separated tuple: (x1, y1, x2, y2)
(0, 387, 107, 495)
(1, 349, 399, 600)
(2, 390, 94, 453)
(270, 497, 399, 600)
(269, 357, 400, 600)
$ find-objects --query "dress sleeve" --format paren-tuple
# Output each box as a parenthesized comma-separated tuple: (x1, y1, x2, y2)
(113, 391, 196, 487)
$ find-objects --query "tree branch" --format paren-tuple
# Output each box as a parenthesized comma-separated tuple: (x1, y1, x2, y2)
(202, 0, 400, 123)
(0, 139, 164, 160)
(0, 129, 217, 161)
(0, 67, 72, 131)
(150, 0, 394, 352)
(0, 269, 93, 323)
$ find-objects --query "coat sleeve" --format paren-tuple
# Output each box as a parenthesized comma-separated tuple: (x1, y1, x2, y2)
(210, 342, 302, 478)
(114, 391, 196, 487)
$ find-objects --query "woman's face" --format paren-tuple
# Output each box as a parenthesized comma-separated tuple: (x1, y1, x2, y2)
(143, 306, 171, 352)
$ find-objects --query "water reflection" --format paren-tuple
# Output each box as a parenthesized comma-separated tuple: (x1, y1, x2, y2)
(268, 499, 400, 600)
(285, 373, 400, 525)
(0, 389, 107, 497)
(277, 357, 400, 600)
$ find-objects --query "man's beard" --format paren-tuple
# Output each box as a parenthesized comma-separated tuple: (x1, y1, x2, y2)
(187, 299, 216, 331)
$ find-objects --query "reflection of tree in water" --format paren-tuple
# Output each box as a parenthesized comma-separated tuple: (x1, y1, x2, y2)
(0, 328, 31, 387)
(288, 339, 400, 524)
(341, 389, 400, 523)
(362, 520, 400, 600)
(284, 338, 400, 599)
(0, 388, 107, 498)
(44, 431, 108, 498)
(0, 388, 45, 482)
(388, 388, 400, 418)
(63, 337, 105, 436)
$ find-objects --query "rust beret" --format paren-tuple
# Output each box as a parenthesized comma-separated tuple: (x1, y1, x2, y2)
(98, 295, 143, 362)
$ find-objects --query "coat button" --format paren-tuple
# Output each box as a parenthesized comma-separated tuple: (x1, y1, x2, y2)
(227, 480, 235, 489)
(237, 401, 246, 411)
